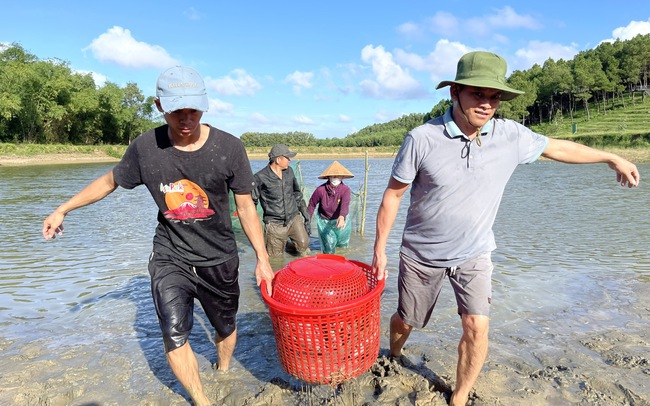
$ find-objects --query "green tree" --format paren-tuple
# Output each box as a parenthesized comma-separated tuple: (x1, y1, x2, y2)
(0, 45, 38, 141)
(572, 52, 598, 120)
(596, 40, 625, 109)
(498, 70, 537, 124)
(65, 72, 100, 144)
(424, 99, 452, 122)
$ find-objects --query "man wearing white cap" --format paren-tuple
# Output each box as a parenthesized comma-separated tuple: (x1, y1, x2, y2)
(372, 51, 640, 405)
(42, 66, 273, 406)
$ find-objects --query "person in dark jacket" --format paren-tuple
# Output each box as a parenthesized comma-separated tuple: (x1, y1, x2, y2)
(252, 144, 310, 257)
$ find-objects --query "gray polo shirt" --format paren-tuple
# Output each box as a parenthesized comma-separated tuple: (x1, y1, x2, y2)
(392, 108, 548, 267)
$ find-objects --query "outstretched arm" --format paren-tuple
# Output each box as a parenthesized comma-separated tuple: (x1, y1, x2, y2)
(42, 170, 119, 240)
(372, 177, 410, 280)
(542, 138, 640, 187)
(234, 193, 274, 295)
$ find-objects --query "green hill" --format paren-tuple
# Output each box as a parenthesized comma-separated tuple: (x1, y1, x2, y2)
(529, 92, 650, 148)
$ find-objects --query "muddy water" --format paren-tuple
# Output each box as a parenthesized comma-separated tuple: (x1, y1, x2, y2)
(0, 159, 648, 405)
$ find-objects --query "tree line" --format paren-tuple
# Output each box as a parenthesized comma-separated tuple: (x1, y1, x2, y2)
(245, 34, 650, 148)
(2, 34, 649, 147)
(499, 34, 650, 127)
(0, 44, 160, 144)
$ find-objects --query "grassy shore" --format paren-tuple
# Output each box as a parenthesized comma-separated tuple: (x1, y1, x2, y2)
(1, 143, 649, 167)
(0, 144, 403, 166)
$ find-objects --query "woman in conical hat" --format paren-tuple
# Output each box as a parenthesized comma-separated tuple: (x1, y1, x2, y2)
(307, 161, 354, 254)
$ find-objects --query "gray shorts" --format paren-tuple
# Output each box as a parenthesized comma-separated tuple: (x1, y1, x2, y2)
(397, 252, 493, 328)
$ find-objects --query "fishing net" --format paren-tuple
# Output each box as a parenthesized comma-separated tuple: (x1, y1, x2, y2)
(228, 160, 364, 251)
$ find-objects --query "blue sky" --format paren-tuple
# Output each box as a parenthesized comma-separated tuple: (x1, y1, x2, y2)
(2, 1, 649, 139)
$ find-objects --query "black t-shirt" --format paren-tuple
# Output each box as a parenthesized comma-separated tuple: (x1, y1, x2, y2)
(113, 124, 255, 266)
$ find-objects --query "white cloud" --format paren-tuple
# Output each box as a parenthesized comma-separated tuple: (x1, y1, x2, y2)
(492, 33, 510, 45)
(285, 71, 314, 95)
(486, 6, 542, 30)
(292, 115, 314, 125)
(250, 112, 272, 124)
(207, 98, 234, 115)
(393, 49, 428, 71)
(394, 39, 472, 83)
(339, 114, 352, 123)
(405, 7, 540, 39)
(374, 109, 401, 123)
(514, 41, 579, 70)
(427, 12, 459, 36)
(359, 44, 427, 99)
(605, 19, 650, 42)
(74, 69, 108, 87)
(206, 69, 261, 96)
(396, 21, 422, 38)
(183, 7, 202, 20)
(84, 26, 178, 69)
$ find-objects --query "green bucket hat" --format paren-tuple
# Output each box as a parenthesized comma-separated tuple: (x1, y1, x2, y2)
(435, 51, 524, 101)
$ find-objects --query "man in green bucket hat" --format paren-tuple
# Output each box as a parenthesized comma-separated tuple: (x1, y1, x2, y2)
(372, 51, 640, 406)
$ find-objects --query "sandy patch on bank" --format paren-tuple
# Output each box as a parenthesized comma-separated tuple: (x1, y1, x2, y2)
(0, 151, 398, 167)
(0, 153, 120, 167)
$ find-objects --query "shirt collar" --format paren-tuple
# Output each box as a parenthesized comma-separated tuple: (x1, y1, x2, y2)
(443, 107, 493, 139)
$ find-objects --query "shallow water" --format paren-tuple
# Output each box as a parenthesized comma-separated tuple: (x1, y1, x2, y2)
(1, 159, 648, 405)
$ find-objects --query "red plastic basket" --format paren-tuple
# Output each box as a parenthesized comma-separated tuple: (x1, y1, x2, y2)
(261, 254, 385, 385)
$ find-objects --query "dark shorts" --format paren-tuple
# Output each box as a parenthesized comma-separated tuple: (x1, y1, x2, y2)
(148, 252, 240, 352)
(397, 252, 493, 328)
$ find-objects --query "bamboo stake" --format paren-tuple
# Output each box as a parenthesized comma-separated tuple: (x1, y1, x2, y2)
(360, 150, 369, 236)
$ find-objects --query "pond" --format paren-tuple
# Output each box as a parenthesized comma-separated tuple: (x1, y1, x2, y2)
(0, 158, 648, 405)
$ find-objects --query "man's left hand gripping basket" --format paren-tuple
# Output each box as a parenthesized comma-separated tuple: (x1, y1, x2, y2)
(261, 254, 385, 385)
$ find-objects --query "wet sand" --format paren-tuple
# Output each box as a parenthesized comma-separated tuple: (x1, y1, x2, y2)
(1, 277, 648, 406)
(1, 325, 649, 405)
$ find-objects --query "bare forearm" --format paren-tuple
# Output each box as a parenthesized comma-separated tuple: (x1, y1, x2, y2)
(55, 171, 118, 214)
(374, 195, 400, 252)
(235, 194, 273, 293)
(542, 139, 640, 187)
(542, 139, 617, 164)
(235, 196, 268, 260)
(43, 171, 118, 239)
(371, 186, 405, 280)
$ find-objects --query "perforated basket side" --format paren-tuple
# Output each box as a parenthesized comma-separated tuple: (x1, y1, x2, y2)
(262, 259, 385, 385)
(267, 292, 382, 384)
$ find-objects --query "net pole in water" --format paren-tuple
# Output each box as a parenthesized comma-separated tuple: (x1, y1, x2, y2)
(360, 150, 369, 236)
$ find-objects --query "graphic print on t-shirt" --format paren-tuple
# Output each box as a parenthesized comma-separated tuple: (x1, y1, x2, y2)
(161, 179, 215, 222)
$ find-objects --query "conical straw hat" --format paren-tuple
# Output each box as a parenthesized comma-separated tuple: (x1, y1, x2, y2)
(318, 161, 354, 179)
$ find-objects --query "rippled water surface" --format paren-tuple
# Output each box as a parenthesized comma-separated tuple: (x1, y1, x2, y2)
(1, 159, 648, 404)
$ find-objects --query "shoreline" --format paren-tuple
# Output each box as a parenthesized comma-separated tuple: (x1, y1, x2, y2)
(0, 151, 398, 167)
(0, 147, 648, 167)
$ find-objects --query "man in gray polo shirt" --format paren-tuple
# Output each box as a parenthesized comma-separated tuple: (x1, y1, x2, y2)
(372, 51, 640, 406)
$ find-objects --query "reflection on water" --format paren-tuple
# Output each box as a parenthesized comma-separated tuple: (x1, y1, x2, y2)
(0, 159, 648, 401)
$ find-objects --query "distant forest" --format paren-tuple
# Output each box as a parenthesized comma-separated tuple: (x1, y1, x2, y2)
(1, 34, 649, 147)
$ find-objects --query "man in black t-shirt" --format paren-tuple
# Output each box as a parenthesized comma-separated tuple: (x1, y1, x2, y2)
(42, 66, 273, 406)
